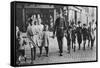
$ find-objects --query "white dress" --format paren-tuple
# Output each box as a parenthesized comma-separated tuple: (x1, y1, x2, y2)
(31, 25, 37, 45)
(37, 24, 44, 47)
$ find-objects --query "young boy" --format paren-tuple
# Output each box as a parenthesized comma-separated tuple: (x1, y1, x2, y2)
(76, 21, 82, 50)
(82, 24, 88, 50)
(66, 26, 71, 53)
(71, 24, 76, 49)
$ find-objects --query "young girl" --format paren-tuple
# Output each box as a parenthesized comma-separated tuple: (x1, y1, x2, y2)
(38, 24, 49, 57)
(43, 25, 49, 57)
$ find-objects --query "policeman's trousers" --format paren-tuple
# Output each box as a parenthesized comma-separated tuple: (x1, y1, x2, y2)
(57, 36, 63, 53)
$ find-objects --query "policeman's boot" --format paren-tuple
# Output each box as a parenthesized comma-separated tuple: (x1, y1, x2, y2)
(45, 47, 49, 57)
(59, 53, 63, 56)
(59, 48, 63, 56)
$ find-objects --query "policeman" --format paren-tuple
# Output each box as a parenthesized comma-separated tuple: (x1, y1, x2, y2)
(76, 21, 82, 50)
(82, 24, 88, 50)
(53, 9, 66, 56)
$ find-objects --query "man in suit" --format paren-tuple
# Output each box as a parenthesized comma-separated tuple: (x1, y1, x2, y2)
(53, 9, 66, 56)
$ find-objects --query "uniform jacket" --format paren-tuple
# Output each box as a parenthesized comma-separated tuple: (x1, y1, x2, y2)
(53, 17, 66, 37)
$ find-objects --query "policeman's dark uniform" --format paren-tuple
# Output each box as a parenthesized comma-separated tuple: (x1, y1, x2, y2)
(82, 24, 88, 50)
(53, 16, 66, 56)
(76, 22, 82, 50)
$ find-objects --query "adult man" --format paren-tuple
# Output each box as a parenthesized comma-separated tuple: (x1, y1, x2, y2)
(53, 9, 66, 56)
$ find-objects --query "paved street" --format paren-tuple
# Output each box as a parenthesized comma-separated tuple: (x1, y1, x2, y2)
(20, 32, 97, 65)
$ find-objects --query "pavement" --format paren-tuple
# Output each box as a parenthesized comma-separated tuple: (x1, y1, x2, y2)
(19, 32, 97, 65)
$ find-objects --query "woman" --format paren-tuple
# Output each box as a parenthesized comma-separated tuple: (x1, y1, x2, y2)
(36, 14, 44, 57)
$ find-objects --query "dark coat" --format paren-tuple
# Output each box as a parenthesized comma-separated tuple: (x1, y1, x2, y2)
(53, 17, 66, 37)
(67, 30, 71, 46)
(71, 28, 76, 43)
(82, 27, 88, 41)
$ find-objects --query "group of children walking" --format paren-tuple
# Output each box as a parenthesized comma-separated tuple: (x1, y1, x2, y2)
(16, 14, 49, 64)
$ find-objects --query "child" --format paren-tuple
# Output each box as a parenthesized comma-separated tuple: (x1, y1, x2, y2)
(65, 26, 71, 53)
(43, 25, 49, 56)
(29, 41, 36, 64)
(82, 24, 88, 50)
(19, 38, 27, 64)
(76, 21, 82, 50)
(38, 24, 49, 57)
(71, 25, 76, 50)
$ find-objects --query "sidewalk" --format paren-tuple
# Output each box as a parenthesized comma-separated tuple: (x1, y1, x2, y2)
(23, 32, 96, 64)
